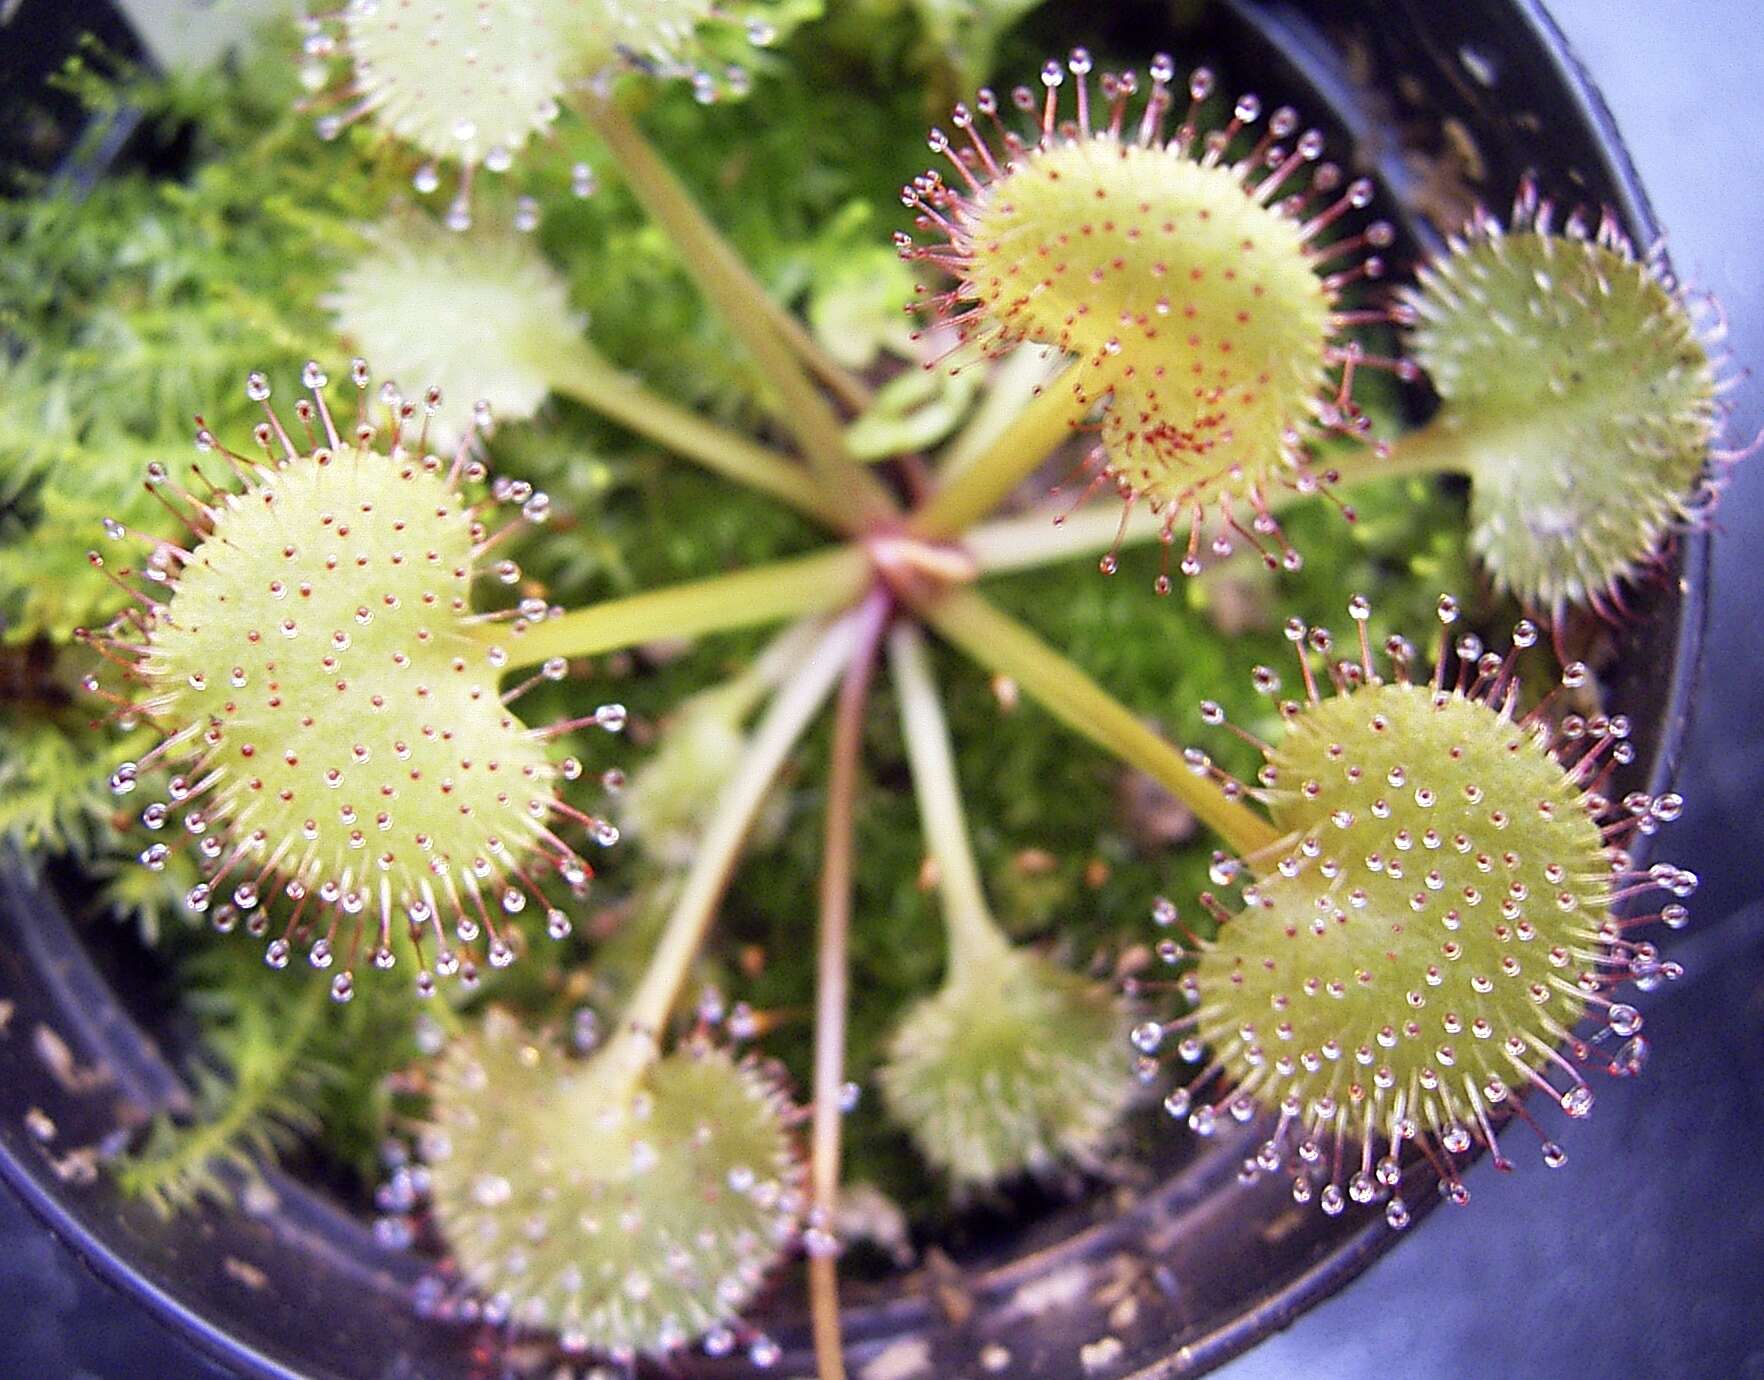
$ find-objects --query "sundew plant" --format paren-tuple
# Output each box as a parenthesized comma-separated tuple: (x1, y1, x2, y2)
(0, 1, 1737, 1374)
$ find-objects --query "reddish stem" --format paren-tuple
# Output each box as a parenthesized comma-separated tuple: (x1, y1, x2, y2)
(808, 584, 893, 1380)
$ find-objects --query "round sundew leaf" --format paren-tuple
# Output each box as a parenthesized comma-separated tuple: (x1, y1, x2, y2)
(1196, 680, 1610, 1134)
(1163, 602, 1696, 1219)
(1407, 226, 1718, 611)
(329, 215, 588, 447)
(99, 370, 594, 986)
(967, 142, 1332, 519)
(541, 0, 718, 80)
(339, 0, 567, 169)
(144, 442, 553, 911)
(902, 56, 1387, 570)
(425, 1010, 799, 1354)
(879, 947, 1132, 1186)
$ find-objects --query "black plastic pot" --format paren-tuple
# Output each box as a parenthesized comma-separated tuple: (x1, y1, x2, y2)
(0, 1, 1708, 1377)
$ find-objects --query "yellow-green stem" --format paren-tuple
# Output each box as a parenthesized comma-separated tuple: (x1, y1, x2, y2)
(965, 419, 1472, 574)
(967, 501, 1161, 576)
(937, 345, 1068, 485)
(581, 96, 897, 524)
(731, 616, 830, 710)
(889, 623, 1011, 976)
(1329, 415, 1472, 488)
(483, 546, 869, 671)
(911, 359, 1105, 538)
(547, 347, 847, 528)
(596, 613, 861, 1093)
(917, 586, 1280, 858)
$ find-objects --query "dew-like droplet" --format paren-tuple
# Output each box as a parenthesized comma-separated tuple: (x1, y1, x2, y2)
(470, 1172, 512, 1207)
(1610, 1035, 1649, 1077)
(1606, 1003, 1643, 1037)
